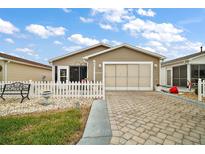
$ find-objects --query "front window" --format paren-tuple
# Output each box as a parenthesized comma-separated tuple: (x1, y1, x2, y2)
(191, 64, 205, 86)
(70, 66, 87, 82)
(60, 69, 67, 83)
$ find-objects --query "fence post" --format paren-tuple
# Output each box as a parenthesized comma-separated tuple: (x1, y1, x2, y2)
(29, 80, 33, 98)
(198, 78, 202, 101)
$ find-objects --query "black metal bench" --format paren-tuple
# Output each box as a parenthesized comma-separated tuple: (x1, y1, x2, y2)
(0, 82, 31, 103)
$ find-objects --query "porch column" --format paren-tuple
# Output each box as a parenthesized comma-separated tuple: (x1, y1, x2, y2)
(187, 63, 191, 82)
(171, 67, 173, 86)
(187, 63, 191, 90)
(93, 60, 96, 82)
(159, 60, 162, 85)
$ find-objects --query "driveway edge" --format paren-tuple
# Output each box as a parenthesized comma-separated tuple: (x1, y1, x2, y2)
(78, 99, 112, 145)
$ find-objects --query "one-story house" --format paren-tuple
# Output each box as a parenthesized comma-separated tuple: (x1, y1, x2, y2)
(49, 43, 165, 91)
(0, 52, 52, 81)
(161, 47, 205, 87)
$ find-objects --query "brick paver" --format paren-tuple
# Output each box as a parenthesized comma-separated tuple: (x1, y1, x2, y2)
(107, 92, 205, 145)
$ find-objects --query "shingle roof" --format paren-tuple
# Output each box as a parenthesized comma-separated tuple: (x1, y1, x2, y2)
(0, 52, 51, 69)
(162, 51, 205, 66)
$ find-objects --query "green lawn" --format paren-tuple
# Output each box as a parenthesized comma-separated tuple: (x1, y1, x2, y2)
(0, 108, 89, 145)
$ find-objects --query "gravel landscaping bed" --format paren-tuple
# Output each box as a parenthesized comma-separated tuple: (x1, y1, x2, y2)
(0, 96, 93, 117)
(178, 92, 205, 103)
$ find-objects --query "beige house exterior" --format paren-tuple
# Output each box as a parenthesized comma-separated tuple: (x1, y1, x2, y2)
(0, 52, 52, 81)
(161, 50, 205, 87)
(49, 43, 165, 91)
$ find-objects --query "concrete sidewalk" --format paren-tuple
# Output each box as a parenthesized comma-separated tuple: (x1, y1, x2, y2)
(78, 100, 112, 145)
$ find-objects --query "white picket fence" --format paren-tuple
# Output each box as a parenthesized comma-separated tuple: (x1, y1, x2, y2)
(198, 79, 205, 101)
(0, 81, 105, 99)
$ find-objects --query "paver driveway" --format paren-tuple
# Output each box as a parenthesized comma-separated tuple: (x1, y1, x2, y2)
(107, 92, 205, 145)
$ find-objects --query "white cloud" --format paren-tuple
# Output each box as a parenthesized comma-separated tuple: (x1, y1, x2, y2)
(101, 39, 121, 46)
(123, 18, 185, 42)
(90, 8, 135, 31)
(136, 45, 156, 53)
(54, 40, 63, 45)
(80, 17, 94, 23)
(142, 32, 185, 43)
(147, 41, 163, 47)
(46, 26, 66, 36)
(91, 8, 131, 23)
(142, 40, 202, 60)
(62, 46, 83, 52)
(62, 8, 71, 13)
(137, 9, 156, 17)
(4, 38, 15, 44)
(26, 24, 66, 38)
(99, 23, 113, 30)
(43, 58, 48, 62)
(146, 41, 168, 52)
(68, 34, 99, 46)
(172, 41, 202, 52)
(0, 18, 19, 34)
(15, 47, 39, 56)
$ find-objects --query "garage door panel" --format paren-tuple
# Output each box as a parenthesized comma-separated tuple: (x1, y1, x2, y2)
(116, 77, 127, 87)
(128, 64, 139, 77)
(105, 65, 115, 77)
(116, 65, 127, 77)
(139, 64, 150, 77)
(127, 77, 138, 87)
(105, 77, 115, 87)
(139, 77, 151, 87)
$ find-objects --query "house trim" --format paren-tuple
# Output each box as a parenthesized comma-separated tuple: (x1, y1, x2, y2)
(102, 61, 153, 91)
(84, 44, 166, 60)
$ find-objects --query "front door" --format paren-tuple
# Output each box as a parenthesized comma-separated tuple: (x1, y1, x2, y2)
(70, 66, 80, 82)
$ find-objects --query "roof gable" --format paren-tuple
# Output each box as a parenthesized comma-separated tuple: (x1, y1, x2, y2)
(49, 43, 111, 63)
(162, 51, 205, 66)
(0, 52, 51, 69)
(83, 43, 166, 60)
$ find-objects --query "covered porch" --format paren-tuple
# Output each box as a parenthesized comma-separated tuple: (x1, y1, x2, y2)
(165, 63, 205, 87)
(52, 65, 88, 83)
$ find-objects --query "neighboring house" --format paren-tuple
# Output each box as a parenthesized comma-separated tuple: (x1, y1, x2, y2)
(49, 43, 165, 91)
(161, 47, 205, 87)
(0, 52, 52, 81)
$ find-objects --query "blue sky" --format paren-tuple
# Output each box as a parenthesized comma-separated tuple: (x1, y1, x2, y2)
(0, 8, 205, 64)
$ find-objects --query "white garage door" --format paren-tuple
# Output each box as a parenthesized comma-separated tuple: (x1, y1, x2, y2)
(104, 62, 153, 90)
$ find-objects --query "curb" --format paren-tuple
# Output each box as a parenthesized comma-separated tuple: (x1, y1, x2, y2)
(159, 91, 205, 109)
(78, 99, 112, 145)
